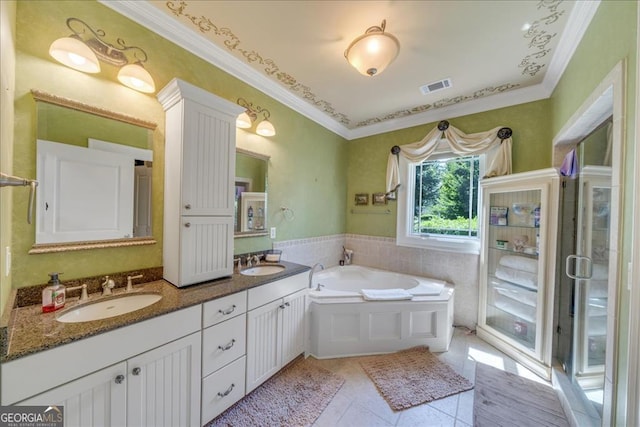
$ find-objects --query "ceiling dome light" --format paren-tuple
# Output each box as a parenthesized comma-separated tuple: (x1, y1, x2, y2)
(49, 36, 101, 73)
(256, 119, 276, 137)
(117, 63, 156, 93)
(345, 20, 400, 77)
(236, 111, 253, 129)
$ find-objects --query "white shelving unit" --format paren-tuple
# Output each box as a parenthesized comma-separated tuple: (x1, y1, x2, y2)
(477, 168, 560, 379)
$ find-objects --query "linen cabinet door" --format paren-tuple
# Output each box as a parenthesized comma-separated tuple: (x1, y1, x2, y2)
(281, 289, 307, 366)
(18, 362, 127, 427)
(180, 216, 234, 285)
(127, 332, 201, 427)
(181, 100, 236, 217)
(246, 299, 283, 393)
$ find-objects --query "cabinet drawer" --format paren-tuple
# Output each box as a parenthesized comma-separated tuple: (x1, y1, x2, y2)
(248, 272, 307, 310)
(202, 291, 247, 328)
(202, 315, 246, 376)
(201, 356, 246, 425)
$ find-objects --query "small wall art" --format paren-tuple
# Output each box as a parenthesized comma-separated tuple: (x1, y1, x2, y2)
(372, 192, 387, 205)
(354, 193, 369, 206)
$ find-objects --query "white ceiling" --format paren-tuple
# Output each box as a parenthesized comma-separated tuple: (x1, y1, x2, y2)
(103, 0, 600, 140)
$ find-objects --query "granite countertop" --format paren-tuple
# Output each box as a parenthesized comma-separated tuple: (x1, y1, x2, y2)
(1, 261, 309, 363)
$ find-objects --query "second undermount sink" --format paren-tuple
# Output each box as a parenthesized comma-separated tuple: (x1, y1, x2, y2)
(240, 265, 286, 276)
(57, 292, 162, 323)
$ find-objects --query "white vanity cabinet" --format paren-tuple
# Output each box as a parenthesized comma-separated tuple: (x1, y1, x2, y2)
(3, 305, 202, 427)
(158, 78, 244, 287)
(246, 273, 307, 393)
(200, 292, 248, 425)
(477, 168, 560, 379)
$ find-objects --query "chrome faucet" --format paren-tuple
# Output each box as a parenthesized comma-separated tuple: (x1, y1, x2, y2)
(308, 263, 325, 288)
(101, 276, 115, 296)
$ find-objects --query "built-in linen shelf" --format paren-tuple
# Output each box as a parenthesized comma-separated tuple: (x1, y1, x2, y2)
(350, 209, 391, 215)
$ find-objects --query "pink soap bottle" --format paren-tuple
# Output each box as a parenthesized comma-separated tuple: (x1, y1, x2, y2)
(42, 272, 66, 313)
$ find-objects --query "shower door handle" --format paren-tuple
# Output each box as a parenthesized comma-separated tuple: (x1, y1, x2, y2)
(565, 255, 593, 280)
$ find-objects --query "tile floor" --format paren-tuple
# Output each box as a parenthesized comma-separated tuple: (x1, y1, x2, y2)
(309, 327, 551, 427)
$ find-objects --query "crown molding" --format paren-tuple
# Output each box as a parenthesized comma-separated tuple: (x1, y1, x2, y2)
(101, 0, 598, 141)
(542, 0, 601, 95)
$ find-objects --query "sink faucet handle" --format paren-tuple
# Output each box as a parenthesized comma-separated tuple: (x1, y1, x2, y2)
(126, 274, 144, 292)
(67, 283, 89, 301)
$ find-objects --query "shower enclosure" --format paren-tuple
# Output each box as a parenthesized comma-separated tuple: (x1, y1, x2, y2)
(555, 117, 612, 420)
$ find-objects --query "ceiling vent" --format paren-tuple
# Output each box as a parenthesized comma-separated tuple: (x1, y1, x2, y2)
(419, 78, 452, 95)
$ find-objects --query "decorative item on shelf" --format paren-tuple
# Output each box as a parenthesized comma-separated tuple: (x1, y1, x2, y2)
(344, 19, 400, 77)
(511, 202, 538, 226)
(490, 206, 509, 226)
(496, 240, 508, 250)
(372, 192, 387, 205)
(235, 97, 276, 137)
(49, 17, 155, 93)
(512, 235, 529, 252)
(265, 249, 282, 262)
(354, 193, 369, 206)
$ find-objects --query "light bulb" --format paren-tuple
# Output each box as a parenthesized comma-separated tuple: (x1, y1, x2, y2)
(256, 119, 276, 137)
(117, 63, 155, 93)
(49, 36, 100, 73)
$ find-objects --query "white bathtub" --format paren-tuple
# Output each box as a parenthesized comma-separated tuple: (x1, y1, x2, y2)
(308, 265, 454, 358)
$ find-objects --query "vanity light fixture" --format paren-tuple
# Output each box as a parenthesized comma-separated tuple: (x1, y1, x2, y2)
(235, 98, 276, 137)
(344, 19, 400, 77)
(49, 18, 156, 93)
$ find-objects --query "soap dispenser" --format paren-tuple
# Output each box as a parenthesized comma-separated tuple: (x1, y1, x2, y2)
(42, 272, 66, 313)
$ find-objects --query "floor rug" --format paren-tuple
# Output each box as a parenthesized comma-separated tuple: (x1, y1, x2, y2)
(209, 357, 344, 427)
(474, 363, 569, 427)
(359, 346, 474, 411)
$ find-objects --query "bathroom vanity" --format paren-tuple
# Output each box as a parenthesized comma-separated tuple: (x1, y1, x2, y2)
(0, 262, 309, 426)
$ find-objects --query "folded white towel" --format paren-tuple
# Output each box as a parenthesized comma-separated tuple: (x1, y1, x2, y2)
(498, 255, 538, 274)
(495, 266, 538, 290)
(494, 294, 536, 322)
(494, 284, 537, 308)
(361, 288, 413, 301)
(407, 281, 445, 296)
(592, 263, 608, 280)
(588, 280, 608, 298)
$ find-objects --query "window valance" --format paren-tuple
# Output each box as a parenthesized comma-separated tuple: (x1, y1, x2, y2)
(386, 120, 513, 193)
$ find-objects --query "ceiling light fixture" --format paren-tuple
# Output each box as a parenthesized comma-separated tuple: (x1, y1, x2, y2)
(49, 17, 156, 93)
(344, 19, 400, 77)
(236, 98, 276, 137)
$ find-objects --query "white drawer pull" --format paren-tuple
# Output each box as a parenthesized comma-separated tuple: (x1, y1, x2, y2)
(218, 383, 235, 398)
(218, 339, 236, 351)
(218, 305, 236, 315)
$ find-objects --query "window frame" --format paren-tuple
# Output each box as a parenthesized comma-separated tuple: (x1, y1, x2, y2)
(396, 147, 484, 254)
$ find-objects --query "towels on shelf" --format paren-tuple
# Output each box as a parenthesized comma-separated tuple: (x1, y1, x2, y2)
(498, 255, 538, 274)
(360, 288, 413, 301)
(493, 281, 537, 308)
(495, 266, 538, 290)
(493, 294, 536, 323)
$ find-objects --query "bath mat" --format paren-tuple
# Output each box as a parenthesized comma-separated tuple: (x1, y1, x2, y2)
(359, 346, 473, 411)
(474, 363, 569, 427)
(208, 357, 344, 426)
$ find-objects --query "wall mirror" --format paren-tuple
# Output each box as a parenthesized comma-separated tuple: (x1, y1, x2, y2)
(235, 148, 269, 238)
(30, 90, 157, 253)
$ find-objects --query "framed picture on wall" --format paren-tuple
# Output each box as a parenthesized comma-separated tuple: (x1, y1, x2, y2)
(372, 192, 387, 205)
(355, 193, 369, 205)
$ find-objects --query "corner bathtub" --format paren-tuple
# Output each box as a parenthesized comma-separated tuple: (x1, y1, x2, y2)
(308, 265, 454, 358)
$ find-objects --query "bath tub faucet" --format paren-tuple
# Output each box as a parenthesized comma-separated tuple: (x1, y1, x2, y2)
(309, 263, 325, 288)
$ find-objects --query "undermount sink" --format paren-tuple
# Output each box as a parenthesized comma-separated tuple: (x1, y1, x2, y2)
(57, 292, 162, 323)
(240, 265, 286, 276)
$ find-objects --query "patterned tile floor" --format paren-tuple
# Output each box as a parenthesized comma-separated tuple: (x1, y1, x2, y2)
(310, 327, 550, 427)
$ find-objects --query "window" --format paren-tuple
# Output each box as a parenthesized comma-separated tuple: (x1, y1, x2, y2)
(396, 150, 483, 253)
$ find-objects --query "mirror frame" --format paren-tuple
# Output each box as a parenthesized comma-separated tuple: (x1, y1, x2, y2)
(234, 147, 270, 239)
(29, 90, 158, 254)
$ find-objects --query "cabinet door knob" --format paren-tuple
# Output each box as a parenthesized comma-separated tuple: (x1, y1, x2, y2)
(218, 339, 235, 351)
(184, 222, 191, 228)
(285, 302, 291, 307)
(218, 305, 236, 315)
(132, 367, 141, 376)
(217, 383, 235, 398)
(115, 374, 125, 384)
(279, 304, 286, 309)
(184, 204, 191, 210)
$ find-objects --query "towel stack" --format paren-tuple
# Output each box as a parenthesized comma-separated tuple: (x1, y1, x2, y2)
(492, 255, 539, 322)
(494, 255, 538, 290)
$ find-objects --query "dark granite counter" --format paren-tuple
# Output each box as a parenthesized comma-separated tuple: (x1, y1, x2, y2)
(1, 261, 309, 363)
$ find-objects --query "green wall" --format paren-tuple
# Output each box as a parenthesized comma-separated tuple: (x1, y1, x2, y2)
(345, 99, 552, 237)
(10, 0, 347, 288)
(549, 1, 637, 424)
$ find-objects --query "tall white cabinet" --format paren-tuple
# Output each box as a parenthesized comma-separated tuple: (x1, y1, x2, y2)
(477, 168, 560, 379)
(158, 79, 244, 287)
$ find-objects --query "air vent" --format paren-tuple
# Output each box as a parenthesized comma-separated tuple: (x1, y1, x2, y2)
(419, 78, 452, 95)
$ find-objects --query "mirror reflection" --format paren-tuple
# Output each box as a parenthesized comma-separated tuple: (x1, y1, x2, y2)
(34, 96, 155, 248)
(234, 149, 269, 237)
